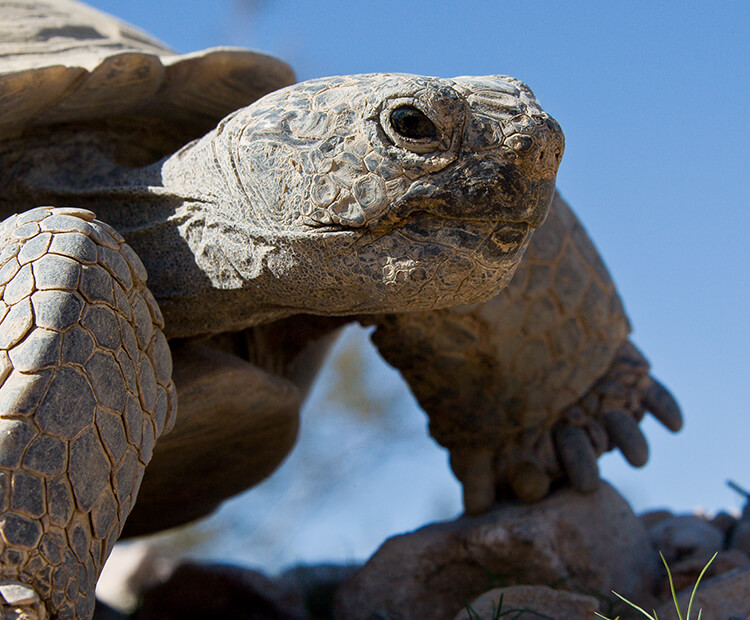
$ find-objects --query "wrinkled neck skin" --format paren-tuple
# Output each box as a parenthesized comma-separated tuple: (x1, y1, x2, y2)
(144, 129, 336, 337)
(1, 125, 310, 338)
(58, 130, 343, 339)
(126, 136, 297, 338)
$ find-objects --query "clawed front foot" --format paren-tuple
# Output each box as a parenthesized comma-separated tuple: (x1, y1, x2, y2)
(0, 207, 176, 618)
(0, 582, 47, 619)
(450, 341, 683, 513)
(552, 342, 682, 495)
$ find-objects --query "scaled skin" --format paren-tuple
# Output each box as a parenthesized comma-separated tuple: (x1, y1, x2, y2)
(117, 74, 564, 337)
(0, 2, 684, 618)
(3, 74, 563, 338)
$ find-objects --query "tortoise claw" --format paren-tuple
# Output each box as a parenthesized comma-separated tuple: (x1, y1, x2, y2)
(508, 460, 551, 503)
(553, 425, 600, 493)
(0, 581, 48, 619)
(449, 447, 495, 515)
(643, 377, 683, 432)
(436, 340, 682, 508)
(603, 408, 649, 467)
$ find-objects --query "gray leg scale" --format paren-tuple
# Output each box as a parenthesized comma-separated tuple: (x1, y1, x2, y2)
(0, 207, 176, 619)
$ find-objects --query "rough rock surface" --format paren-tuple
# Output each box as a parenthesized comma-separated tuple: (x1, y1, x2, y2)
(132, 562, 309, 620)
(731, 520, 750, 557)
(646, 515, 724, 566)
(333, 481, 659, 620)
(654, 549, 749, 599)
(278, 565, 359, 620)
(90, 487, 750, 619)
(453, 585, 601, 619)
(642, 501, 750, 602)
(654, 565, 750, 620)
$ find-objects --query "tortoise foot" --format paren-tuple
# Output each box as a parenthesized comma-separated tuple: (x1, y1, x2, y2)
(450, 449, 554, 511)
(451, 339, 684, 511)
(0, 207, 176, 618)
(551, 339, 683, 494)
(0, 582, 47, 620)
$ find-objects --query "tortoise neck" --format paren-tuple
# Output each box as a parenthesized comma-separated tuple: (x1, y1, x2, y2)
(114, 133, 292, 339)
(108, 141, 229, 338)
(126, 131, 309, 338)
(0, 126, 291, 338)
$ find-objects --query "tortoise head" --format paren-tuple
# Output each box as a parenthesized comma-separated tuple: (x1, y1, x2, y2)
(202, 73, 564, 315)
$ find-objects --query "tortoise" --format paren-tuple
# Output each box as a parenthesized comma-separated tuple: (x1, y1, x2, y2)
(0, 0, 682, 617)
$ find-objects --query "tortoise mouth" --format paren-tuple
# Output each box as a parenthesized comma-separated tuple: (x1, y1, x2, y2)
(298, 220, 358, 234)
(271, 211, 534, 317)
(393, 213, 531, 264)
(299, 210, 531, 264)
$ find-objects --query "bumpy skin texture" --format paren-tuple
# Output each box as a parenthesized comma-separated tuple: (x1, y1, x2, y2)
(0, 1, 683, 617)
(0, 208, 175, 618)
(118, 72, 563, 338)
(366, 193, 682, 511)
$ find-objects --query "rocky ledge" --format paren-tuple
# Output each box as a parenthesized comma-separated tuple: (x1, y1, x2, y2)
(95, 482, 750, 620)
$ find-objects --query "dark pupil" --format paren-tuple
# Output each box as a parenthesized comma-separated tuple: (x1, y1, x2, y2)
(390, 106, 437, 140)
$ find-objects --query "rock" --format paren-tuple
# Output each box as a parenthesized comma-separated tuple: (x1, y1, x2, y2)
(639, 509, 674, 529)
(710, 510, 738, 538)
(730, 518, 750, 556)
(453, 585, 600, 619)
(659, 549, 750, 598)
(278, 565, 359, 620)
(93, 601, 130, 620)
(646, 515, 724, 566)
(654, 565, 750, 620)
(133, 561, 310, 620)
(334, 481, 660, 620)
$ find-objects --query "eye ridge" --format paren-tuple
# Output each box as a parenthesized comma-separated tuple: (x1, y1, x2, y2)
(390, 105, 438, 140)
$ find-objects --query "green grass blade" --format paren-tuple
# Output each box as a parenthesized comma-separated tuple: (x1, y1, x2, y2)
(660, 552, 683, 620)
(685, 551, 717, 619)
(599, 551, 717, 620)
(611, 590, 657, 619)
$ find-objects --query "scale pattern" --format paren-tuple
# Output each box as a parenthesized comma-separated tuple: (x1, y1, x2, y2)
(370, 195, 628, 437)
(0, 2, 683, 615)
(0, 207, 175, 619)
(369, 193, 679, 505)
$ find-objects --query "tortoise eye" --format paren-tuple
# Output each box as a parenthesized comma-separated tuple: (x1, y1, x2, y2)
(390, 106, 438, 140)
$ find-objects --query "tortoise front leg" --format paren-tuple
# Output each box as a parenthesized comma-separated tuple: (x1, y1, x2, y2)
(362, 193, 682, 513)
(367, 308, 681, 514)
(0, 207, 175, 619)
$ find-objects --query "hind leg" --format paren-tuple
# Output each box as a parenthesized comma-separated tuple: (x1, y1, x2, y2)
(0, 207, 175, 619)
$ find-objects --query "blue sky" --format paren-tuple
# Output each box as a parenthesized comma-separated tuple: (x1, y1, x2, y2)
(87, 0, 749, 561)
